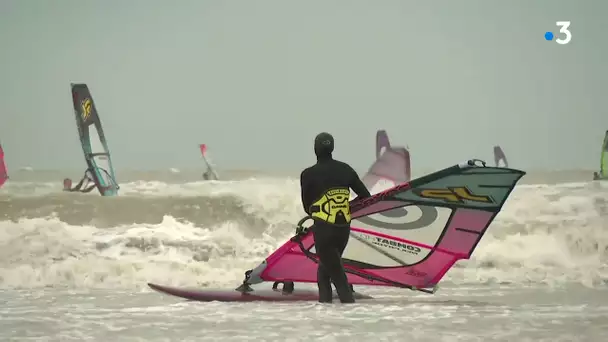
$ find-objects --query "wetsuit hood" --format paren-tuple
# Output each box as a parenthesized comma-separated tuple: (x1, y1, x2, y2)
(314, 132, 334, 159)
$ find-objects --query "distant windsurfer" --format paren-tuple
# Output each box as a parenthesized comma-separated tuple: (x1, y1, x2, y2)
(593, 172, 600, 180)
(64, 168, 117, 195)
(63, 169, 96, 193)
(203, 171, 211, 180)
(299, 132, 371, 304)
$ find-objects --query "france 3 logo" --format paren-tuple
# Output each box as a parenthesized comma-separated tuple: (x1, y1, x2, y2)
(544, 21, 571, 45)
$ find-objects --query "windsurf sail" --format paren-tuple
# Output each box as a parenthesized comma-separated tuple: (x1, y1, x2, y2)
(199, 144, 219, 180)
(374, 130, 411, 182)
(493, 145, 508, 167)
(0, 143, 7, 188)
(598, 131, 608, 180)
(71, 83, 119, 196)
(240, 159, 525, 293)
(376, 130, 391, 160)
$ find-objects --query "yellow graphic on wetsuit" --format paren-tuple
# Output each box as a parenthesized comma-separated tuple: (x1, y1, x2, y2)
(310, 188, 351, 225)
(81, 98, 92, 122)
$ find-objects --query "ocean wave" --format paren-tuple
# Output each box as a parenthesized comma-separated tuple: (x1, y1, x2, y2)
(0, 177, 607, 289)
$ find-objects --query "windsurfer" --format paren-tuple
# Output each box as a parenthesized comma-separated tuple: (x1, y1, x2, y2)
(203, 171, 210, 180)
(300, 132, 371, 303)
(63, 169, 96, 193)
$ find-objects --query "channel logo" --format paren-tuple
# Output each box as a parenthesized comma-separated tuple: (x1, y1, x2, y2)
(544, 21, 572, 45)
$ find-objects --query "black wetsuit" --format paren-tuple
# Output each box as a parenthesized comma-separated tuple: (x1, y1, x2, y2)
(66, 170, 96, 193)
(300, 154, 371, 303)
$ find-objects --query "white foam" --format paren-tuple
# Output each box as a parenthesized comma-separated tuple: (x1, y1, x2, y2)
(0, 215, 287, 289)
(0, 177, 607, 289)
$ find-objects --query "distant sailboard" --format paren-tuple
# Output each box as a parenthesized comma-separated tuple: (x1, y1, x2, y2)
(593, 130, 608, 180)
(199, 144, 219, 180)
(0, 142, 7, 188)
(493, 145, 508, 167)
(71, 83, 119, 196)
(149, 159, 525, 302)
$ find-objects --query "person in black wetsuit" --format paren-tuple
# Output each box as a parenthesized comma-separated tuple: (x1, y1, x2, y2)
(300, 132, 371, 303)
(63, 169, 96, 193)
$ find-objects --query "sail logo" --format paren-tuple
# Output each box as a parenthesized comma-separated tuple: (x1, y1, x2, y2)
(415, 187, 493, 204)
(373, 237, 421, 255)
(81, 98, 92, 121)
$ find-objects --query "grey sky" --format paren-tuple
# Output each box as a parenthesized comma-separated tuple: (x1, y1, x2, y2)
(0, 0, 605, 173)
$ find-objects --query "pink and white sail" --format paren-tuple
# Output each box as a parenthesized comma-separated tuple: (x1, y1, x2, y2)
(242, 160, 525, 292)
(372, 130, 411, 188)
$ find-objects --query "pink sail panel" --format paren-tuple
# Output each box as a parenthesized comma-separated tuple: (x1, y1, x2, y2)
(199, 144, 207, 157)
(246, 162, 525, 291)
(260, 208, 493, 288)
(0, 144, 7, 188)
(493, 145, 509, 167)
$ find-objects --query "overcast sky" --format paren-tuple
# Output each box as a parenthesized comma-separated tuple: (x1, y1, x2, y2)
(0, 0, 605, 172)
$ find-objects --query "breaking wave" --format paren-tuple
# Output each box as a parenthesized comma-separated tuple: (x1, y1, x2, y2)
(0, 177, 607, 289)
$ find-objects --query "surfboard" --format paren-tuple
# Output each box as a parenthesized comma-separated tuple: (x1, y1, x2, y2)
(0, 142, 7, 189)
(238, 159, 525, 295)
(70, 83, 119, 196)
(493, 145, 509, 167)
(199, 143, 219, 180)
(147, 283, 373, 302)
(593, 131, 608, 180)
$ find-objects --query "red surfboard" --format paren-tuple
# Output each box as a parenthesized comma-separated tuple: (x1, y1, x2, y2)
(148, 283, 373, 302)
